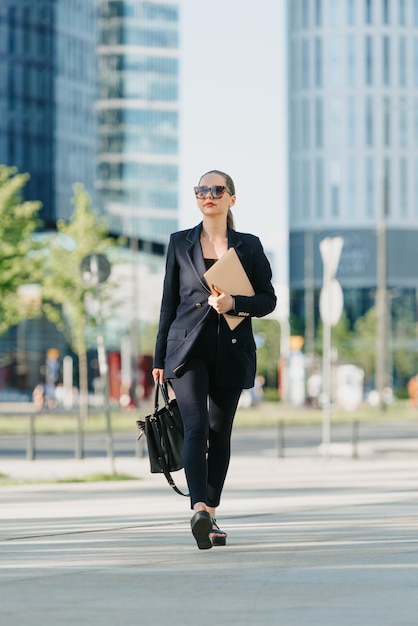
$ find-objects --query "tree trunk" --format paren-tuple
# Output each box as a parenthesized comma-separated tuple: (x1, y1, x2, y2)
(78, 348, 89, 423)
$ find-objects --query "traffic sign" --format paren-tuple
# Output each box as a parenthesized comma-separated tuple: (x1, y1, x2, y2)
(80, 254, 111, 284)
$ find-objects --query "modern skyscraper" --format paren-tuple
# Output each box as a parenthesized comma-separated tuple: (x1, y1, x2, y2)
(288, 0, 418, 384)
(0, 0, 180, 397)
(96, 0, 180, 250)
(0, 0, 97, 226)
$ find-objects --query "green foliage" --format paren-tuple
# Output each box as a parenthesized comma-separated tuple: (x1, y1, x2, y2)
(351, 307, 377, 381)
(252, 317, 280, 387)
(41, 183, 115, 355)
(315, 312, 356, 361)
(139, 321, 159, 354)
(0, 165, 43, 335)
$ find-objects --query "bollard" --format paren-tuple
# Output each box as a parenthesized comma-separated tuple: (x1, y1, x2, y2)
(277, 419, 285, 458)
(351, 420, 359, 459)
(75, 424, 84, 460)
(26, 414, 35, 460)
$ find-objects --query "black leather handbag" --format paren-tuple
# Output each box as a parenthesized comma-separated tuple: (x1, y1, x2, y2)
(137, 382, 188, 496)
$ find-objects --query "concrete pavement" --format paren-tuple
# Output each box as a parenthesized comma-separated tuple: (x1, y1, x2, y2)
(1, 450, 418, 625)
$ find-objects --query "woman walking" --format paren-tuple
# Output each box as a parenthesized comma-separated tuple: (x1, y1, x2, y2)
(152, 169, 276, 549)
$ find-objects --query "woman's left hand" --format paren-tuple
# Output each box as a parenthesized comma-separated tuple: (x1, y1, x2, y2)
(208, 285, 235, 314)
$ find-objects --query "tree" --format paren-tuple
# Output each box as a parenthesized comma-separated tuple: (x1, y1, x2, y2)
(352, 307, 377, 384)
(41, 183, 117, 421)
(0, 165, 43, 334)
(252, 318, 281, 388)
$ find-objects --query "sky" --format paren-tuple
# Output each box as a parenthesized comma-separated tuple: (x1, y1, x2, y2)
(178, 0, 288, 286)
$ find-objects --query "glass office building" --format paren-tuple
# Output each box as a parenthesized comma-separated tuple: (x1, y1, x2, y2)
(96, 0, 180, 248)
(288, 0, 418, 336)
(0, 0, 97, 226)
(0, 0, 97, 395)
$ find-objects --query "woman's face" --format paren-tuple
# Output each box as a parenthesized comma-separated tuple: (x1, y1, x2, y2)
(195, 172, 236, 219)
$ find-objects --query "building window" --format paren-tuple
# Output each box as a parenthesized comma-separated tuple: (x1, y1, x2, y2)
(414, 40, 418, 86)
(382, 0, 390, 23)
(292, 100, 300, 150)
(399, 37, 406, 86)
(414, 100, 418, 145)
(347, 35, 356, 85)
(302, 39, 310, 88)
(399, 101, 407, 148)
(330, 161, 341, 217)
(400, 159, 408, 217)
(7, 121, 15, 164)
(384, 158, 391, 216)
(347, 0, 356, 24)
(315, 98, 323, 148)
(415, 160, 418, 217)
(314, 38, 322, 86)
(348, 158, 356, 216)
(315, 159, 324, 217)
(330, 99, 342, 150)
(365, 36, 373, 84)
(365, 158, 374, 217)
(330, 0, 342, 25)
(329, 36, 342, 86)
(302, 0, 309, 28)
(399, 0, 406, 25)
(383, 98, 391, 147)
(302, 99, 310, 148)
(302, 160, 311, 218)
(414, 0, 418, 26)
(315, 0, 322, 26)
(348, 96, 356, 147)
(290, 0, 298, 28)
(8, 6, 15, 54)
(365, 97, 373, 146)
(382, 36, 390, 85)
(365, 0, 373, 23)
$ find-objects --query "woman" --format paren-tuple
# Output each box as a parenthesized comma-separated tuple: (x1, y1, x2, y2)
(152, 169, 276, 550)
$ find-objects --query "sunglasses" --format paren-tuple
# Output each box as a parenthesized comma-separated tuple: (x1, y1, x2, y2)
(193, 185, 231, 199)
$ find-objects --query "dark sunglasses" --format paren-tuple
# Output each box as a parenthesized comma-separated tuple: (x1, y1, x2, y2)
(193, 185, 232, 199)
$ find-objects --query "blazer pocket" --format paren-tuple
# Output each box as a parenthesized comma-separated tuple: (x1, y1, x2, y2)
(167, 327, 188, 341)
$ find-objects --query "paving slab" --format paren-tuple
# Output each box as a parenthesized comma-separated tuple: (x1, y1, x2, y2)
(1, 454, 418, 625)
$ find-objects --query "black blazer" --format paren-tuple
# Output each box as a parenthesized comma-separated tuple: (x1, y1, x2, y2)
(154, 222, 277, 389)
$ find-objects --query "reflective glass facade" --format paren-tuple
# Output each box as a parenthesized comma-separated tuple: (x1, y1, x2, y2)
(0, 0, 97, 226)
(96, 0, 180, 245)
(288, 0, 418, 310)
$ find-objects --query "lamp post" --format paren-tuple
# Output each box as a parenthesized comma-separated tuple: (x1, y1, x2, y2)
(81, 253, 115, 474)
(319, 236, 344, 457)
(375, 102, 389, 411)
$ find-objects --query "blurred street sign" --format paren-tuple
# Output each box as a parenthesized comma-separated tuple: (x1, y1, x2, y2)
(319, 279, 344, 327)
(80, 253, 111, 284)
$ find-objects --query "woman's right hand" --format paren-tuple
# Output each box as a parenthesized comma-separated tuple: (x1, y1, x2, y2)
(152, 368, 165, 383)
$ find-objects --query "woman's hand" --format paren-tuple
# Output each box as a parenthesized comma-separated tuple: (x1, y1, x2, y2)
(152, 368, 165, 383)
(208, 285, 235, 314)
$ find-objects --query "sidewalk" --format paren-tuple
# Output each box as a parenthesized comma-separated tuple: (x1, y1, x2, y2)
(1, 452, 418, 625)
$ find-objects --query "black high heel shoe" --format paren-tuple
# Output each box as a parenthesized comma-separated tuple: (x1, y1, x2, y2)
(210, 518, 227, 546)
(190, 511, 213, 550)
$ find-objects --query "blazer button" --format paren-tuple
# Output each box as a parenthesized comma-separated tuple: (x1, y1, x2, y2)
(195, 302, 202, 308)
(231, 338, 237, 344)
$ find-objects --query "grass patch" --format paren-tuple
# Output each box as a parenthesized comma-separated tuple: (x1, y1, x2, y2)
(0, 472, 138, 487)
(56, 472, 137, 483)
(1, 399, 418, 435)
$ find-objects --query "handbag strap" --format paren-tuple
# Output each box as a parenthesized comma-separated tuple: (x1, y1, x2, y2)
(153, 380, 173, 412)
(152, 381, 189, 498)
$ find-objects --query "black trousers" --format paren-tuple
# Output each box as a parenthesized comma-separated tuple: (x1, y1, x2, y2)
(171, 356, 241, 509)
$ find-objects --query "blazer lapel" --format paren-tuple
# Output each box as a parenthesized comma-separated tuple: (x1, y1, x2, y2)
(186, 223, 210, 291)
